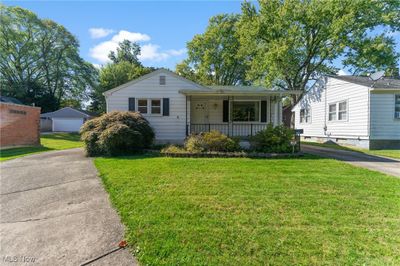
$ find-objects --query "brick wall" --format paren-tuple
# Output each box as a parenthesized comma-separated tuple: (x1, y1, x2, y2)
(0, 102, 41, 148)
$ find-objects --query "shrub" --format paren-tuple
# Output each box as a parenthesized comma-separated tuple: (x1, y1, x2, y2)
(80, 111, 154, 156)
(185, 134, 205, 153)
(251, 124, 296, 153)
(161, 145, 187, 154)
(185, 130, 240, 153)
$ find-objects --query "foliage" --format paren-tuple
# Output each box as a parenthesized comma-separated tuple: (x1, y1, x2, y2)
(88, 40, 155, 113)
(237, 0, 399, 97)
(185, 130, 240, 152)
(108, 40, 141, 65)
(176, 14, 250, 85)
(161, 145, 187, 154)
(0, 133, 82, 161)
(251, 124, 295, 153)
(80, 111, 154, 156)
(96, 155, 400, 265)
(0, 5, 97, 112)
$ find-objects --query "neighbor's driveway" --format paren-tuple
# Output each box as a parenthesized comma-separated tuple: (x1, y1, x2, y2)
(302, 144, 400, 177)
(0, 148, 137, 265)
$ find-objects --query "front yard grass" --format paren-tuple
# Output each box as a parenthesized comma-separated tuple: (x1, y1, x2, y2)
(303, 141, 400, 160)
(0, 133, 82, 161)
(95, 155, 400, 265)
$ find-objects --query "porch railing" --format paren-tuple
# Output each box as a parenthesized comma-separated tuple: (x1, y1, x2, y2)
(188, 123, 269, 137)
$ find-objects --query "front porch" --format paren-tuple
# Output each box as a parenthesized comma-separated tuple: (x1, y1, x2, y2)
(183, 93, 285, 137)
(188, 123, 270, 137)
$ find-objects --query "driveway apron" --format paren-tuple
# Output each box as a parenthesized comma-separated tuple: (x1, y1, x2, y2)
(302, 144, 400, 177)
(0, 148, 137, 265)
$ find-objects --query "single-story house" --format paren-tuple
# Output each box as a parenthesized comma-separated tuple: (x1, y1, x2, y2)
(40, 107, 96, 132)
(103, 69, 300, 143)
(292, 75, 400, 149)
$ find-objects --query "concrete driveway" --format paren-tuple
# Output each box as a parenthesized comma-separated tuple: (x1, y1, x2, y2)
(302, 144, 400, 177)
(0, 148, 137, 265)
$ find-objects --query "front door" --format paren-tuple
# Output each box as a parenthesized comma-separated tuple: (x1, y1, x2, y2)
(191, 101, 209, 123)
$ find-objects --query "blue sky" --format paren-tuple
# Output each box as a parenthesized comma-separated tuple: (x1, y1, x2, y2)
(4, 1, 400, 73)
(5, 1, 246, 69)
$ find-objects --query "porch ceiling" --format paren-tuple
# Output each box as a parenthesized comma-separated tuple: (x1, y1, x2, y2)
(179, 87, 302, 96)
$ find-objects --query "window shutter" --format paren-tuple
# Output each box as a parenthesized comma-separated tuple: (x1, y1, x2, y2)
(128, 97, 135, 111)
(261, 100, 267, 122)
(223, 100, 229, 122)
(163, 98, 169, 116)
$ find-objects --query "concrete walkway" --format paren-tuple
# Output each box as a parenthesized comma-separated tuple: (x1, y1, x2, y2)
(0, 148, 137, 266)
(302, 144, 400, 177)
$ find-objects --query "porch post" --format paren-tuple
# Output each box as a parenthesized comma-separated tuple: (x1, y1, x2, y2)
(229, 96, 232, 136)
(185, 96, 188, 136)
(269, 97, 272, 123)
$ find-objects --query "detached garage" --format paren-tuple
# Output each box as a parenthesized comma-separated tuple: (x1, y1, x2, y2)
(40, 107, 96, 132)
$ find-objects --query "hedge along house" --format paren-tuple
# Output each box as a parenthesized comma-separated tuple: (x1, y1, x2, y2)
(292, 76, 400, 149)
(103, 69, 300, 143)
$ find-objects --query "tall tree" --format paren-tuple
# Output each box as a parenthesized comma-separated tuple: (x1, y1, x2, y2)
(88, 40, 155, 113)
(0, 5, 97, 112)
(108, 40, 141, 66)
(237, 0, 400, 100)
(238, 0, 400, 99)
(176, 14, 250, 85)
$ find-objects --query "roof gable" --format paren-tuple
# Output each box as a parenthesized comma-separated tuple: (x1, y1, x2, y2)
(329, 75, 400, 90)
(103, 68, 209, 96)
(41, 107, 94, 118)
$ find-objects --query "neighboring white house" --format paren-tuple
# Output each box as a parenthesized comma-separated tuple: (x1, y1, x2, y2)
(292, 76, 400, 149)
(40, 107, 95, 132)
(103, 69, 299, 143)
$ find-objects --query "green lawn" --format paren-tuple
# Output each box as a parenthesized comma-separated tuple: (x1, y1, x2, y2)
(0, 133, 82, 161)
(95, 155, 400, 265)
(303, 141, 400, 159)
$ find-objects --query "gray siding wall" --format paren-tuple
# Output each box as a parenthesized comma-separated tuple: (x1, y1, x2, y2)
(370, 93, 400, 140)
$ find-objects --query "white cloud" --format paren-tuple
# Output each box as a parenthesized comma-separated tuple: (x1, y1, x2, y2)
(90, 30, 150, 63)
(139, 45, 186, 62)
(89, 28, 114, 39)
(337, 69, 350, 76)
(89, 30, 185, 64)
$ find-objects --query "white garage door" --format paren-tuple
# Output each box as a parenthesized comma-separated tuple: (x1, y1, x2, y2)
(53, 118, 84, 132)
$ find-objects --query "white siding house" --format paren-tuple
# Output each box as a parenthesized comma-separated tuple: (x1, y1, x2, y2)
(293, 76, 400, 149)
(104, 69, 298, 143)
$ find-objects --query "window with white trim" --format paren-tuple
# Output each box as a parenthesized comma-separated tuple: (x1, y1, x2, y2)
(138, 99, 148, 114)
(395, 95, 400, 119)
(231, 101, 260, 122)
(338, 101, 347, 121)
(328, 104, 336, 121)
(329, 101, 348, 121)
(300, 108, 311, 123)
(151, 99, 161, 114)
(137, 99, 162, 115)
